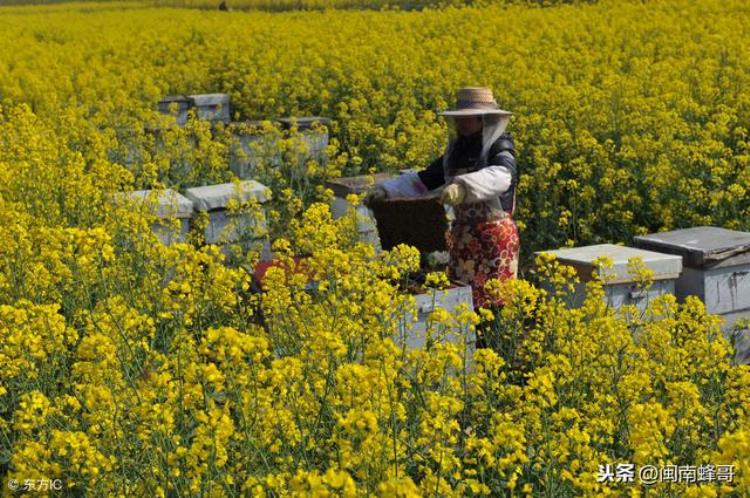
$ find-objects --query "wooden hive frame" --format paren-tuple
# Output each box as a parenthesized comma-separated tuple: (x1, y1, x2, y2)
(369, 195, 448, 253)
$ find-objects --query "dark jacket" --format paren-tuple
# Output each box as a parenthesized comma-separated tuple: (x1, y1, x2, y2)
(417, 132, 518, 215)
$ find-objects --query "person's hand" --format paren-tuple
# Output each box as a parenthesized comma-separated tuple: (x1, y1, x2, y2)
(363, 185, 388, 207)
(439, 183, 465, 206)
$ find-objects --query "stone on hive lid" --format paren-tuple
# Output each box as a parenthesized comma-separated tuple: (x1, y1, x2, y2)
(117, 189, 194, 218)
(537, 243, 683, 284)
(184, 181, 270, 212)
(633, 226, 750, 269)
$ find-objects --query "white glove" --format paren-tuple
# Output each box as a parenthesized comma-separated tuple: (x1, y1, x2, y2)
(363, 185, 388, 206)
(439, 183, 466, 206)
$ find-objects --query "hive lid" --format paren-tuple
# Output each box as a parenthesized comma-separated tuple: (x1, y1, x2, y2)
(633, 226, 750, 269)
(325, 173, 394, 198)
(228, 119, 280, 128)
(116, 189, 194, 219)
(279, 116, 331, 130)
(184, 181, 270, 211)
(189, 93, 230, 107)
(370, 195, 448, 253)
(158, 95, 192, 105)
(534, 243, 683, 284)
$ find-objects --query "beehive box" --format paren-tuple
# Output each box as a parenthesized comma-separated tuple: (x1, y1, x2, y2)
(326, 173, 394, 249)
(397, 284, 477, 372)
(190, 93, 231, 123)
(141, 123, 198, 185)
(633, 226, 750, 364)
(157, 95, 193, 126)
(184, 181, 271, 259)
(633, 227, 750, 314)
(108, 127, 145, 167)
(227, 120, 283, 179)
(717, 309, 750, 364)
(251, 255, 477, 370)
(157, 93, 231, 125)
(534, 244, 683, 311)
(279, 116, 330, 164)
(115, 189, 193, 245)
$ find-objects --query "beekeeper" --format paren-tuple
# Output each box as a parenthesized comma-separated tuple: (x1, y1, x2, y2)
(364, 86, 520, 310)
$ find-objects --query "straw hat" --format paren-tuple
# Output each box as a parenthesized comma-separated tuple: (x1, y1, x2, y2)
(438, 87, 512, 117)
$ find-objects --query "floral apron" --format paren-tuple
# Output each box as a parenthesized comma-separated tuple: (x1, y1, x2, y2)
(447, 202, 520, 309)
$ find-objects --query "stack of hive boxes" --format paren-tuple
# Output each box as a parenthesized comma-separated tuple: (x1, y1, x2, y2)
(535, 226, 750, 364)
(400, 285, 477, 373)
(115, 189, 194, 245)
(324, 172, 476, 370)
(184, 180, 272, 261)
(228, 116, 331, 180)
(533, 244, 683, 312)
(634, 227, 750, 364)
(157, 93, 231, 125)
(116, 181, 272, 263)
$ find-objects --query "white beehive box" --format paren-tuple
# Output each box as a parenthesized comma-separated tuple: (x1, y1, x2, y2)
(535, 244, 683, 312)
(633, 227, 750, 314)
(157, 93, 231, 125)
(228, 117, 329, 180)
(190, 93, 231, 124)
(184, 181, 271, 259)
(717, 309, 750, 364)
(157, 95, 193, 126)
(279, 116, 330, 164)
(325, 173, 394, 250)
(227, 120, 283, 179)
(116, 189, 193, 245)
(633, 226, 750, 364)
(397, 284, 477, 372)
